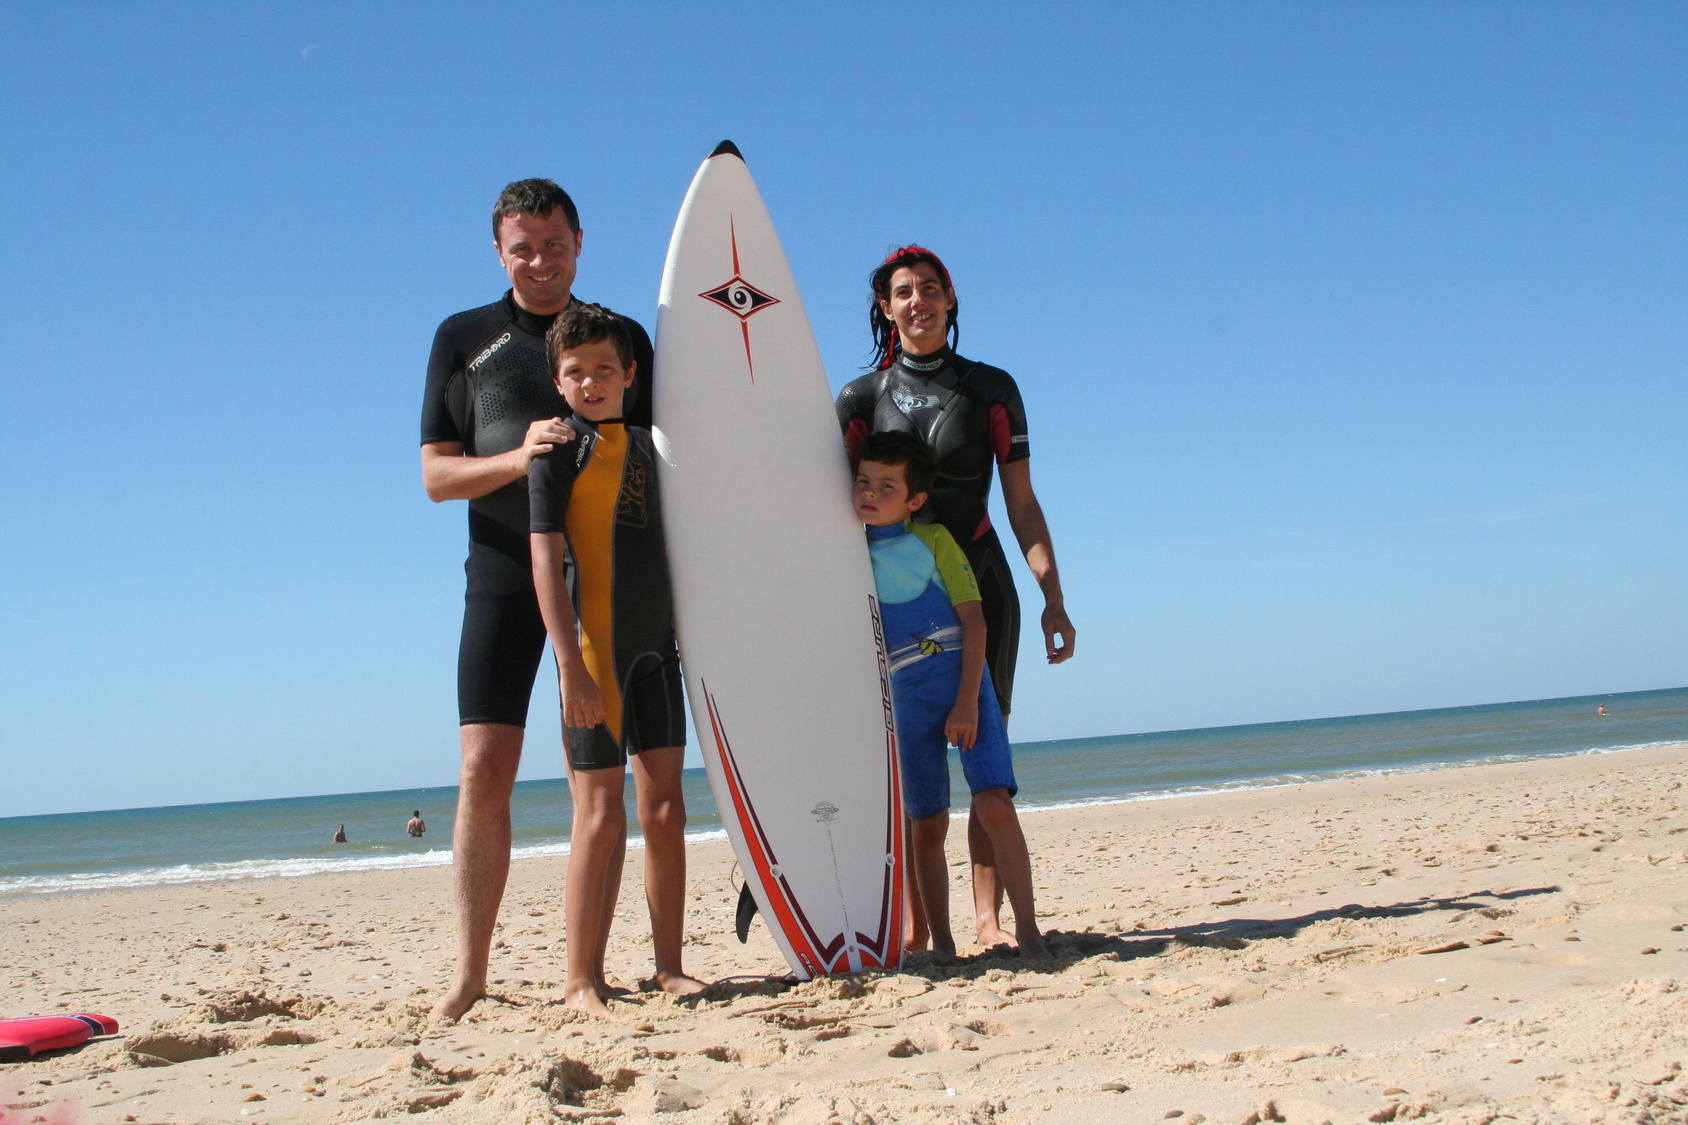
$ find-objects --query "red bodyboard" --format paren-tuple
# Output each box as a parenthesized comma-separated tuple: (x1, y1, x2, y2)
(0, 1014, 119, 1062)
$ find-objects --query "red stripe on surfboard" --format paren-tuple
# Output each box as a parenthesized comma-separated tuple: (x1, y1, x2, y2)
(704, 687, 824, 975)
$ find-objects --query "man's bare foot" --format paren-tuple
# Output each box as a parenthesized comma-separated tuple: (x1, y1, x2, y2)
(429, 980, 484, 1023)
(654, 970, 707, 997)
(1015, 927, 1053, 961)
(931, 939, 961, 966)
(563, 980, 615, 1020)
(976, 922, 1018, 949)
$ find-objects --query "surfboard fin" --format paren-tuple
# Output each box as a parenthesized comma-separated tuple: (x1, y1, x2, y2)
(710, 139, 743, 160)
(734, 881, 760, 943)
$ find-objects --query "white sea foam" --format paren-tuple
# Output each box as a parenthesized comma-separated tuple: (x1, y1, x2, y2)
(0, 827, 733, 898)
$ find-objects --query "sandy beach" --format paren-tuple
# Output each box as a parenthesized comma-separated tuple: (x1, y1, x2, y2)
(4, 743, 1687, 1124)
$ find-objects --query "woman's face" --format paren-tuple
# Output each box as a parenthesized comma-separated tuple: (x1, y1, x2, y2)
(880, 263, 955, 356)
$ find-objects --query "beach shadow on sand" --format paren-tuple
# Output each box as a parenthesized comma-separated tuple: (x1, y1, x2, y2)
(610, 885, 1567, 1006)
(859, 884, 1564, 984)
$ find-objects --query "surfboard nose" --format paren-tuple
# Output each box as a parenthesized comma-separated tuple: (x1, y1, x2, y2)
(710, 139, 743, 160)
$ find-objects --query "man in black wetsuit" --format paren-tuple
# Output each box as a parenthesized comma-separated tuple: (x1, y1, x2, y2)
(420, 179, 653, 1020)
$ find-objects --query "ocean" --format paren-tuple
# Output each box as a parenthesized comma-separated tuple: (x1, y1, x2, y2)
(1, 686, 1682, 898)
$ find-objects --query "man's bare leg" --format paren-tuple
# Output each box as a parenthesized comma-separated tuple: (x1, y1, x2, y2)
(432, 723, 524, 1021)
(910, 811, 958, 961)
(968, 807, 1015, 948)
(630, 747, 706, 995)
(563, 764, 626, 1019)
(970, 788, 1050, 959)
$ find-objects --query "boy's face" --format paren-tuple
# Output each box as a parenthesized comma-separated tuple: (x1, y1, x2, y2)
(854, 459, 927, 526)
(553, 339, 635, 421)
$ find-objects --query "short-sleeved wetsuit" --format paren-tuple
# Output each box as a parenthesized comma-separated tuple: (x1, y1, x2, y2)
(868, 519, 1014, 820)
(420, 291, 654, 727)
(837, 347, 1029, 716)
(529, 415, 685, 770)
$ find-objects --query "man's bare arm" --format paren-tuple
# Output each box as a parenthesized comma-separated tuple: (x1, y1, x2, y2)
(420, 417, 576, 502)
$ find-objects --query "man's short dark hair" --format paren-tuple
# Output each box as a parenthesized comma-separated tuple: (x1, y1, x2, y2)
(492, 178, 580, 242)
(857, 431, 937, 497)
(546, 303, 636, 374)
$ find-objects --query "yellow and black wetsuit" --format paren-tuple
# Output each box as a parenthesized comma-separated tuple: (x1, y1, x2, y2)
(528, 415, 684, 770)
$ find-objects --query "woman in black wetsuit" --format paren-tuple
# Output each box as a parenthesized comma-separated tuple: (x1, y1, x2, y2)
(837, 245, 1075, 950)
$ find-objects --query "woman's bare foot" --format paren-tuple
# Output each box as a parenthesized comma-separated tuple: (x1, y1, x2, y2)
(563, 979, 616, 1020)
(429, 979, 484, 1023)
(976, 922, 1018, 950)
(1015, 926, 1053, 961)
(654, 970, 707, 997)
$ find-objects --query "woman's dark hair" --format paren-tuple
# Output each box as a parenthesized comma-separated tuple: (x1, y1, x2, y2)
(856, 430, 938, 497)
(546, 303, 635, 373)
(867, 245, 957, 370)
(493, 178, 580, 242)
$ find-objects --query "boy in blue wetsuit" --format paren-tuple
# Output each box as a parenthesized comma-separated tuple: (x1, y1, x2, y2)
(854, 432, 1051, 961)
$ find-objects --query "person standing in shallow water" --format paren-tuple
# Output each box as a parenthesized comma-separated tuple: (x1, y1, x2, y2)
(836, 245, 1075, 952)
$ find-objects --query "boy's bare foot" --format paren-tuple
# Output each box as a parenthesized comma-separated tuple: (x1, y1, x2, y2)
(595, 977, 634, 1000)
(931, 938, 961, 966)
(1015, 927, 1053, 961)
(976, 922, 1018, 949)
(429, 980, 484, 1023)
(563, 980, 616, 1020)
(654, 970, 707, 997)
(903, 937, 931, 953)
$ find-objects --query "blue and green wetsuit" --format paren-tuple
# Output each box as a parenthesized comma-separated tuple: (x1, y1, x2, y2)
(868, 520, 1016, 821)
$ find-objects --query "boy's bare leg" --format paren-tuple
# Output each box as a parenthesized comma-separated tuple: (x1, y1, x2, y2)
(564, 763, 627, 1018)
(967, 807, 1016, 948)
(630, 747, 706, 995)
(910, 811, 958, 960)
(902, 815, 931, 951)
(593, 834, 629, 999)
(432, 723, 523, 1021)
(969, 788, 1050, 959)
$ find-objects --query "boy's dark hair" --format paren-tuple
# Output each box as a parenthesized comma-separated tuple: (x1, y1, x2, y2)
(857, 431, 937, 497)
(492, 178, 580, 241)
(546, 302, 636, 374)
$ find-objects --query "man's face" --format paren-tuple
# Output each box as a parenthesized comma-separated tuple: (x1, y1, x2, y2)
(553, 339, 635, 421)
(854, 459, 926, 526)
(496, 210, 583, 315)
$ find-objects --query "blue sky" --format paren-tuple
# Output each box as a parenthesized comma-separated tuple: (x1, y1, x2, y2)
(1, 2, 1683, 818)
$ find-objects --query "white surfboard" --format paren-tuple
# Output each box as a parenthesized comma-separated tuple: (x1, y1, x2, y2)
(653, 141, 903, 978)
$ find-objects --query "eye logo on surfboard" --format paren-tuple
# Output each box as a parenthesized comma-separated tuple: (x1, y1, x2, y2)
(698, 217, 780, 379)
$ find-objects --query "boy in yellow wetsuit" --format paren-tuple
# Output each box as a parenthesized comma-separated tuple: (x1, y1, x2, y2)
(529, 303, 703, 1016)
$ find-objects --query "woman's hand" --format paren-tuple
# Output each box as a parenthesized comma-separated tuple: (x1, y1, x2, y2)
(946, 698, 979, 750)
(1042, 600, 1076, 664)
(560, 665, 606, 730)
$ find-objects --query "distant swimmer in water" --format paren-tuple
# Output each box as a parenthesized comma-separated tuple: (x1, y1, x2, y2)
(333, 824, 348, 843)
(1597, 705, 1608, 716)
(407, 810, 427, 837)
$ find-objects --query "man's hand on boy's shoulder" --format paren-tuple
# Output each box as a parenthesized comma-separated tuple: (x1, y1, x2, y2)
(520, 416, 579, 471)
(946, 700, 980, 751)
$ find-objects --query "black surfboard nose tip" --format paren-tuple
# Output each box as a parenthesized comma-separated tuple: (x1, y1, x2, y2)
(710, 139, 743, 160)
